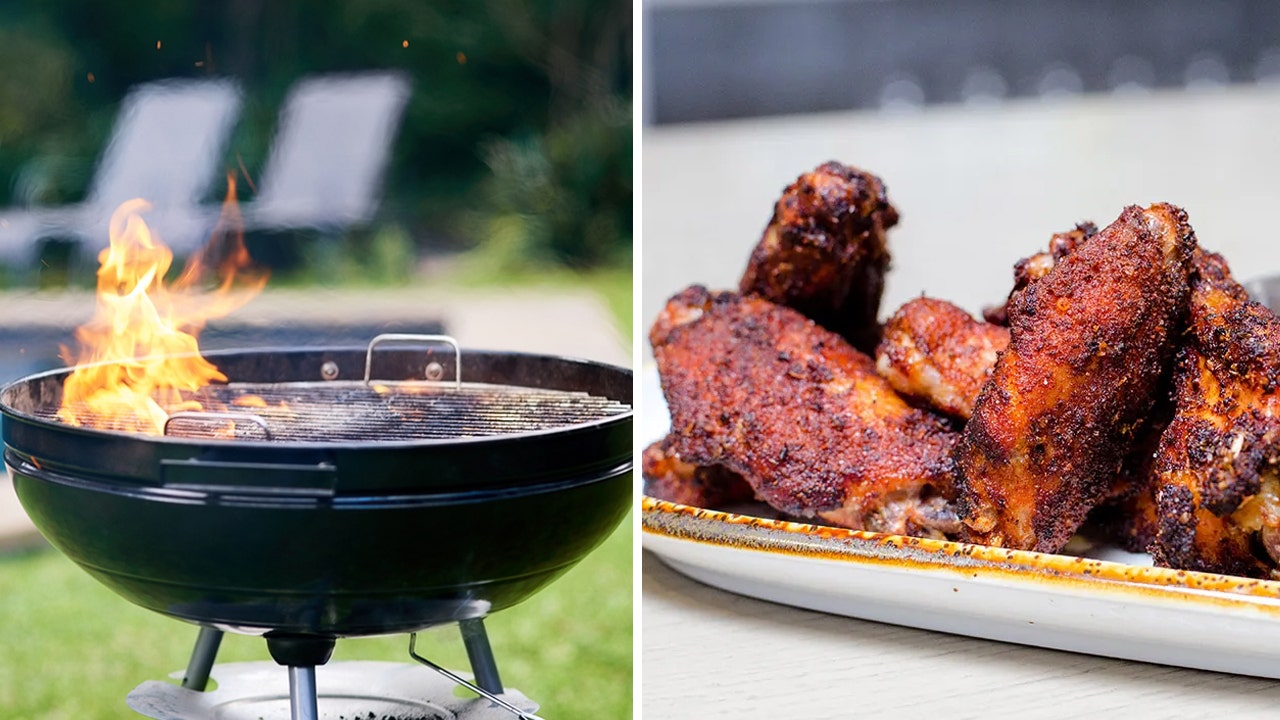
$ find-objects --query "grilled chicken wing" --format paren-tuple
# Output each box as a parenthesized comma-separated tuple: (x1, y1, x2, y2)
(739, 161, 897, 353)
(642, 436, 757, 508)
(984, 223, 1097, 326)
(652, 285, 960, 537)
(954, 204, 1194, 553)
(974, 219, 1167, 550)
(875, 297, 1011, 420)
(1150, 250, 1280, 577)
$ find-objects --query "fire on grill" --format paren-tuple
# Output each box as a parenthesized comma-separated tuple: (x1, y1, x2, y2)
(59, 178, 267, 435)
(0, 189, 632, 720)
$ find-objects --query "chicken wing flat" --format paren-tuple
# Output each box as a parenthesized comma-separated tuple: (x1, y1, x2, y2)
(983, 223, 1097, 325)
(975, 218, 1167, 551)
(875, 297, 1010, 420)
(652, 285, 960, 537)
(642, 436, 757, 508)
(955, 203, 1194, 553)
(739, 161, 897, 353)
(1150, 250, 1280, 577)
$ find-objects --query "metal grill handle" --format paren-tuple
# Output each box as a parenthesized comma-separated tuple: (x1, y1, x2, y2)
(408, 633, 543, 720)
(363, 333, 462, 388)
(163, 411, 274, 440)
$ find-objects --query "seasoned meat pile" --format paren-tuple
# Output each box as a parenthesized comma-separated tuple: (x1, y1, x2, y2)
(1085, 407, 1172, 554)
(645, 157, 1280, 581)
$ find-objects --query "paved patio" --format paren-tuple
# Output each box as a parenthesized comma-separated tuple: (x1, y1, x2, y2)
(0, 285, 631, 551)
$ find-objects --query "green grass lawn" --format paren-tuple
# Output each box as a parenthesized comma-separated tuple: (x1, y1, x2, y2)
(0, 272, 634, 719)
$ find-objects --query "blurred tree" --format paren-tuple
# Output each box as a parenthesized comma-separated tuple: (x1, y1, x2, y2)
(0, 17, 87, 207)
(468, 0, 633, 270)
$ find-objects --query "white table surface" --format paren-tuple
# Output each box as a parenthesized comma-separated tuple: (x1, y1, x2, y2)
(640, 86, 1280, 718)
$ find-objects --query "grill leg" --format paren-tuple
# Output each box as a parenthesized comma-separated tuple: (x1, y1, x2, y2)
(460, 618, 504, 694)
(181, 626, 224, 691)
(287, 666, 320, 720)
(265, 634, 335, 720)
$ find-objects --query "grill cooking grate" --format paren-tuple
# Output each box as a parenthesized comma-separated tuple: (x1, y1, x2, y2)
(47, 381, 630, 442)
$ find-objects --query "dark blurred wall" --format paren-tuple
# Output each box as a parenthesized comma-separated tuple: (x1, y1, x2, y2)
(647, 0, 1280, 123)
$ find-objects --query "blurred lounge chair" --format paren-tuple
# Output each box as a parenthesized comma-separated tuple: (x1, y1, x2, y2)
(156, 71, 412, 257)
(237, 71, 411, 237)
(0, 78, 243, 264)
(0, 71, 411, 266)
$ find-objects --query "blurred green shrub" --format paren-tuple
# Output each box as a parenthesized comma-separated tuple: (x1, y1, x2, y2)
(466, 98, 631, 273)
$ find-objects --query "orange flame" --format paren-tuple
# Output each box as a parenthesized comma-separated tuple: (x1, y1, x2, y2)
(58, 177, 267, 434)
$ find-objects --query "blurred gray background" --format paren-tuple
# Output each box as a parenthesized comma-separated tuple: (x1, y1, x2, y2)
(644, 0, 1280, 124)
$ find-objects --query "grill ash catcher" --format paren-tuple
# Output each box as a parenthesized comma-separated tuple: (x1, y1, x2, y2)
(1, 334, 632, 720)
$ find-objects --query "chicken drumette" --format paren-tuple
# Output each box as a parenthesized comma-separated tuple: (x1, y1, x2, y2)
(954, 203, 1194, 553)
(875, 297, 1010, 420)
(652, 285, 960, 537)
(1150, 250, 1280, 577)
(739, 161, 897, 353)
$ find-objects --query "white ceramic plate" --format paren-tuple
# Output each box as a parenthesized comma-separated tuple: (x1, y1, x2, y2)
(641, 368, 1280, 678)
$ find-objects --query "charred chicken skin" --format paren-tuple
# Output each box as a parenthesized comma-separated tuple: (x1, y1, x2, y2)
(1085, 407, 1170, 553)
(875, 297, 1011, 420)
(642, 436, 757, 508)
(1150, 250, 1280, 577)
(984, 223, 1097, 326)
(954, 204, 1194, 553)
(739, 161, 897, 353)
(651, 285, 960, 537)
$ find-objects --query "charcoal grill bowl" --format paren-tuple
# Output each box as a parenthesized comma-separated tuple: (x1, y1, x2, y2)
(0, 346, 632, 636)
